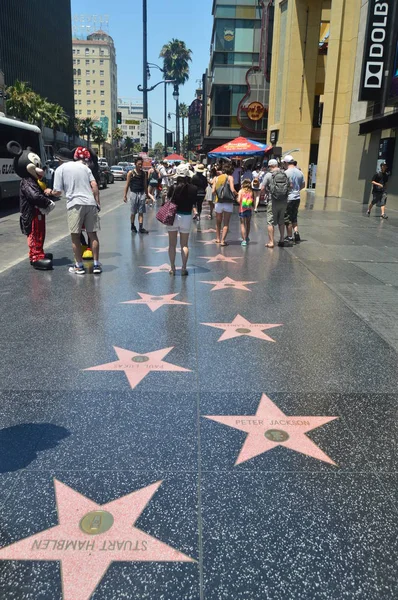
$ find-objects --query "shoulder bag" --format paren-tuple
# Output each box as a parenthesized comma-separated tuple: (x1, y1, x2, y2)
(156, 187, 177, 225)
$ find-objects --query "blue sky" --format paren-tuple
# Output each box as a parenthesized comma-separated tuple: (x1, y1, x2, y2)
(71, 0, 214, 144)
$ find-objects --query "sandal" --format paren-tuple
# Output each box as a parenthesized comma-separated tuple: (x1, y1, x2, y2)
(181, 269, 189, 277)
(215, 239, 221, 244)
(169, 268, 176, 276)
(220, 241, 228, 247)
(265, 243, 274, 248)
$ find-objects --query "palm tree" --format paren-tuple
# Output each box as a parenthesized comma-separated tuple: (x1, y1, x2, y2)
(44, 103, 68, 149)
(112, 127, 123, 146)
(124, 136, 134, 154)
(92, 125, 107, 157)
(81, 117, 95, 148)
(160, 39, 192, 154)
(6, 80, 43, 124)
(178, 103, 189, 156)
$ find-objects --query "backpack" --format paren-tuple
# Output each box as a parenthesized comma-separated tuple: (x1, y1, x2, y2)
(269, 171, 289, 202)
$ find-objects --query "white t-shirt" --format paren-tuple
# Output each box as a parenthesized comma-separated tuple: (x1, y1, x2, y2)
(286, 166, 305, 202)
(53, 161, 96, 209)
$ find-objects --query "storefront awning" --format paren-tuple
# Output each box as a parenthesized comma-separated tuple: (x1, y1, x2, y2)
(359, 111, 398, 135)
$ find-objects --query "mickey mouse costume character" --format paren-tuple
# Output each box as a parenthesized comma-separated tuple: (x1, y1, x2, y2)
(7, 141, 55, 270)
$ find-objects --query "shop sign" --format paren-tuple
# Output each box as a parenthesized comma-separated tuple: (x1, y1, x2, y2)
(359, 0, 393, 102)
(246, 102, 265, 121)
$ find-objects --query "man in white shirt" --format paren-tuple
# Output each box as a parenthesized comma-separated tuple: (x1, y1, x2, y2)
(52, 147, 101, 275)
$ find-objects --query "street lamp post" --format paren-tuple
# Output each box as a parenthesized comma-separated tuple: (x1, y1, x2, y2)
(142, 0, 148, 121)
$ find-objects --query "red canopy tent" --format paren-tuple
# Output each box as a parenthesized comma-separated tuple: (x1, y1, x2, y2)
(208, 137, 272, 158)
(164, 154, 186, 162)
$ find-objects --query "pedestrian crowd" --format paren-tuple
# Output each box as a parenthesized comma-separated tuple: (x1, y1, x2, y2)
(36, 148, 390, 277)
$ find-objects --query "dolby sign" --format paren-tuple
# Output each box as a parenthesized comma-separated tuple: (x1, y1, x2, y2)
(359, 0, 393, 102)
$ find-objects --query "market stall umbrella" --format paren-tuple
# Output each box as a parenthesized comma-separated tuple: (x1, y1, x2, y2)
(207, 137, 272, 158)
(164, 153, 186, 162)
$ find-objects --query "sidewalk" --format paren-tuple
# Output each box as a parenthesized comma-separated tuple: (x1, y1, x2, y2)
(0, 197, 397, 599)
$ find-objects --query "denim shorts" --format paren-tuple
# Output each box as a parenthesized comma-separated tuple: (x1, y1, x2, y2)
(239, 209, 252, 219)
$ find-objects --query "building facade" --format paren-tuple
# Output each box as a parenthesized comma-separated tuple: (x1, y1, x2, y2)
(117, 98, 153, 149)
(267, 0, 398, 206)
(203, 0, 274, 152)
(0, 0, 74, 117)
(72, 31, 117, 143)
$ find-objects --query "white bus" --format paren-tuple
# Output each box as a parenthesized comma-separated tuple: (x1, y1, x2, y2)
(0, 115, 46, 200)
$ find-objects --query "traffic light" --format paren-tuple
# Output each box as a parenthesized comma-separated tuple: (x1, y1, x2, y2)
(116, 112, 122, 125)
(166, 132, 173, 148)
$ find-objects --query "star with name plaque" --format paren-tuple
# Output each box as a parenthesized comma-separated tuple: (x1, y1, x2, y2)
(0, 480, 194, 600)
(204, 394, 338, 466)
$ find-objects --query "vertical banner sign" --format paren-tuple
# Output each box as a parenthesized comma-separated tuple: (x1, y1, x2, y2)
(359, 0, 393, 101)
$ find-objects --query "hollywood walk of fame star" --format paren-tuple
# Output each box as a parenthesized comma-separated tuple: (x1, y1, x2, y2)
(200, 277, 258, 292)
(199, 254, 242, 264)
(201, 314, 282, 342)
(204, 393, 338, 466)
(0, 479, 194, 600)
(121, 293, 191, 312)
(197, 228, 217, 234)
(140, 263, 179, 274)
(198, 240, 217, 246)
(155, 233, 169, 237)
(151, 247, 181, 253)
(84, 346, 191, 390)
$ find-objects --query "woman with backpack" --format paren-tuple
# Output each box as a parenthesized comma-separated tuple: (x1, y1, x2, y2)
(212, 165, 237, 246)
(166, 163, 198, 276)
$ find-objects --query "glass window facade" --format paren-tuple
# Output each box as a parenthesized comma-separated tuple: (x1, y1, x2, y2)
(214, 18, 260, 53)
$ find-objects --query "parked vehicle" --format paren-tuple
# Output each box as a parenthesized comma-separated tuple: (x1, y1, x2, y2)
(99, 168, 108, 190)
(100, 165, 114, 185)
(98, 157, 109, 168)
(117, 161, 129, 169)
(111, 166, 127, 181)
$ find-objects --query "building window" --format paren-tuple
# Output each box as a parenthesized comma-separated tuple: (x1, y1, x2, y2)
(93, 110, 97, 114)
(79, 100, 82, 105)
(74, 89, 77, 95)
(87, 100, 91, 105)
(85, 48, 89, 55)
(77, 49, 80, 55)
(79, 110, 82, 114)
(100, 59, 104, 65)
(86, 59, 90, 65)
(100, 49, 104, 55)
(86, 90, 91, 95)
(73, 79, 77, 85)
(93, 90, 96, 94)
(100, 70, 104, 76)
(73, 59, 76, 65)
(100, 80, 104, 86)
(92, 49, 95, 54)
(87, 110, 91, 115)
(92, 70, 96, 74)
(73, 69, 76, 75)
(75, 99, 78, 105)
(101, 110, 105, 115)
(86, 80, 90, 86)
(78, 90, 81, 95)
(73, 49, 76, 55)
(86, 70, 90, 76)
(77, 69, 81, 76)
(93, 100, 96, 104)
(92, 80, 96, 85)
(92, 59, 95, 63)
(100, 91, 105, 96)
(101, 100, 105, 106)
(77, 59, 80, 64)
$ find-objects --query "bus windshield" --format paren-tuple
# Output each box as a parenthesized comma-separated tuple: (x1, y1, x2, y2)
(0, 123, 42, 159)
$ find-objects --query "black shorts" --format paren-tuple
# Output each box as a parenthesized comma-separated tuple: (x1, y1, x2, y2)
(371, 192, 387, 207)
(285, 200, 300, 225)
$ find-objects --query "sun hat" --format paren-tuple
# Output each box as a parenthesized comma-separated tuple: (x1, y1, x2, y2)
(172, 163, 192, 179)
(195, 163, 206, 173)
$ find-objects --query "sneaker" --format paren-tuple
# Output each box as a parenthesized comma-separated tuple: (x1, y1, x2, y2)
(381, 214, 388, 219)
(93, 264, 102, 274)
(139, 227, 149, 234)
(278, 241, 285, 247)
(284, 236, 293, 244)
(366, 210, 370, 216)
(241, 240, 247, 246)
(294, 231, 301, 242)
(131, 224, 138, 233)
(254, 209, 258, 213)
(69, 265, 85, 275)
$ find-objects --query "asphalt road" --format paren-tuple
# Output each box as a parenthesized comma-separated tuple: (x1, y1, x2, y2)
(0, 181, 126, 273)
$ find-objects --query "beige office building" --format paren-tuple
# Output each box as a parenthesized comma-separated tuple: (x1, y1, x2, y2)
(267, 0, 398, 207)
(72, 31, 117, 144)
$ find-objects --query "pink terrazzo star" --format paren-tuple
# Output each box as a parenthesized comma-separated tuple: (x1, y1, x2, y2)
(201, 314, 282, 342)
(84, 346, 191, 390)
(140, 263, 177, 274)
(205, 393, 338, 466)
(197, 228, 217, 233)
(151, 247, 181, 253)
(200, 277, 257, 292)
(121, 293, 191, 312)
(199, 254, 242, 264)
(0, 479, 193, 600)
(198, 240, 217, 246)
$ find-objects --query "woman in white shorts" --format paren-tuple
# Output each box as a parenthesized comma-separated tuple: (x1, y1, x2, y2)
(166, 163, 198, 276)
(212, 165, 237, 246)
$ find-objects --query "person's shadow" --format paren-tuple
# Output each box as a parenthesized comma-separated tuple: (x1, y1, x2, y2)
(0, 424, 70, 472)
